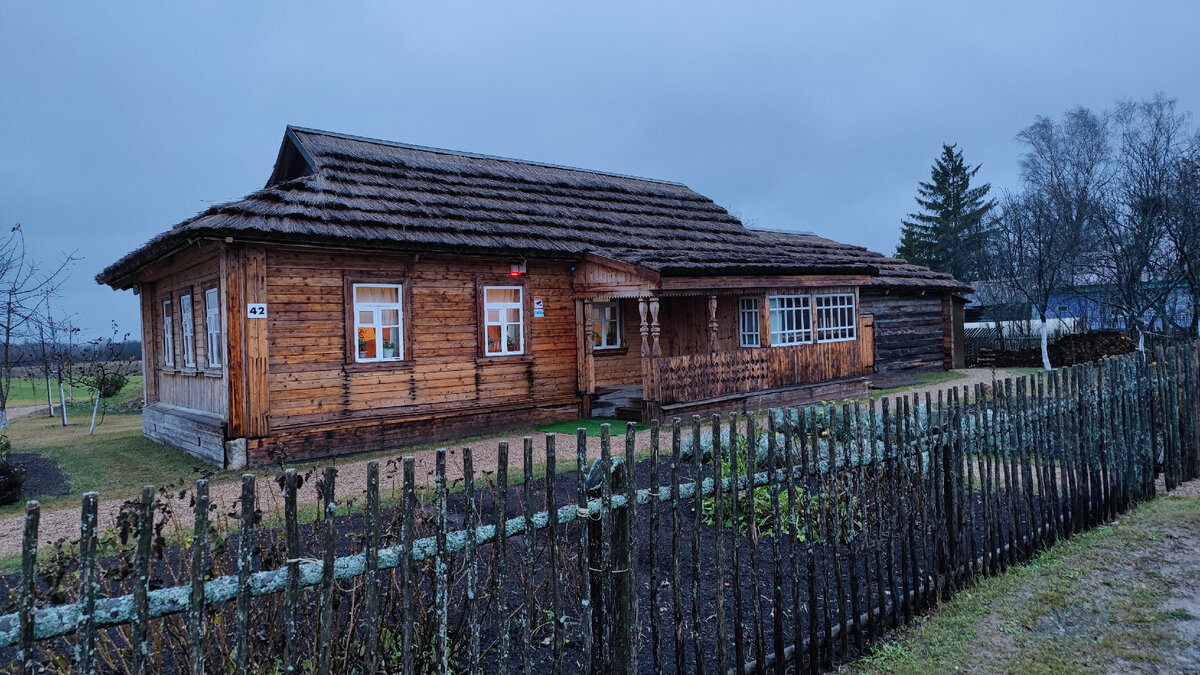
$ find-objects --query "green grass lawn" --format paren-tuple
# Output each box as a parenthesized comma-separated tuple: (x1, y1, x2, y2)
(0, 375, 226, 517)
(534, 418, 648, 436)
(849, 494, 1200, 674)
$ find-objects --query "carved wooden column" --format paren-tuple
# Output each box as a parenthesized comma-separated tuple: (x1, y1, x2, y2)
(707, 294, 719, 353)
(583, 299, 595, 396)
(638, 299, 651, 402)
(649, 298, 662, 357)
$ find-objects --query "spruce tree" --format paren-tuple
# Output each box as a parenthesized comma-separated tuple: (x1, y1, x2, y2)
(896, 144, 996, 281)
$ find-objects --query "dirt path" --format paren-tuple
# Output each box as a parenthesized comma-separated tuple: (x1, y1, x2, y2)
(0, 368, 1029, 558)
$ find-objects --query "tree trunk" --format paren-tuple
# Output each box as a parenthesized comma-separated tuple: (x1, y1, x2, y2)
(0, 407, 7, 431)
(1040, 317, 1052, 371)
(57, 376, 67, 426)
(89, 395, 100, 434)
(44, 373, 54, 417)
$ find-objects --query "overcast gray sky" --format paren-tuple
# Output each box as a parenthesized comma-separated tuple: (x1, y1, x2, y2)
(3, 1, 1198, 337)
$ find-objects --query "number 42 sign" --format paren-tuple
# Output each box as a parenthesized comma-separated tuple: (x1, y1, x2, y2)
(247, 303, 267, 318)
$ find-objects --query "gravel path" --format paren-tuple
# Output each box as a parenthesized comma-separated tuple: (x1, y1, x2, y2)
(0, 368, 1031, 558)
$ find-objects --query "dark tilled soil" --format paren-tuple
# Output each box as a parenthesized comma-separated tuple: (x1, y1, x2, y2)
(11, 453, 71, 499)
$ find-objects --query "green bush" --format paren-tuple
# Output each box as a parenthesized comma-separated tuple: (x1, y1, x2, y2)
(96, 373, 129, 399)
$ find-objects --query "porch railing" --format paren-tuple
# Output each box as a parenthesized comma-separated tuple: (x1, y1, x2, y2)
(653, 341, 864, 406)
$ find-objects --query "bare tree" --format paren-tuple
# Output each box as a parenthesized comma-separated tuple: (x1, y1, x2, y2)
(1166, 137, 1200, 337)
(1082, 95, 1190, 345)
(991, 107, 1111, 369)
(0, 226, 75, 429)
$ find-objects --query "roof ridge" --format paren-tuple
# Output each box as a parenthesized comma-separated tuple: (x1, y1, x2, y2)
(287, 125, 689, 188)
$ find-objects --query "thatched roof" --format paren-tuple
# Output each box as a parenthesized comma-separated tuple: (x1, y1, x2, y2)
(97, 127, 962, 293)
(750, 230, 972, 293)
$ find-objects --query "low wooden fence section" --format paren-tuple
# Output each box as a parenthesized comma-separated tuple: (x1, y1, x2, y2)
(654, 341, 862, 405)
(3, 345, 1199, 674)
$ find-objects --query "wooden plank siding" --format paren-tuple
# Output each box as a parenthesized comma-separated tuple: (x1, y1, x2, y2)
(255, 247, 582, 464)
(145, 243, 228, 418)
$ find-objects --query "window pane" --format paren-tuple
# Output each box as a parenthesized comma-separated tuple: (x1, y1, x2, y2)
(487, 309, 500, 323)
(486, 288, 521, 304)
(606, 322, 618, 346)
(357, 327, 377, 358)
(591, 320, 602, 346)
(487, 325, 502, 352)
(506, 324, 521, 351)
(382, 328, 399, 354)
(356, 285, 399, 304)
(359, 310, 374, 324)
(382, 309, 400, 325)
(506, 307, 520, 323)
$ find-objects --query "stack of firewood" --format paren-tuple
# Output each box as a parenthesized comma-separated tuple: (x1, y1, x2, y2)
(976, 331, 1137, 369)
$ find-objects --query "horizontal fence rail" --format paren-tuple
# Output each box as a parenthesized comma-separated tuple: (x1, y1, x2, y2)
(2, 344, 1198, 674)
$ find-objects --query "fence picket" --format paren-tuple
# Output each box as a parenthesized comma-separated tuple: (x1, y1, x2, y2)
(283, 469, 300, 673)
(435, 449, 450, 675)
(523, 436, 537, 675)
(401, 457, 416, 675)
(132, 486, 154, 675)
(236, 474, 255, 675)
(464, 447, 481, 675)
(766, 412, 785, 674)
(712, 414, 729, 675)
(691, 415, 708, 675)
(649, 419, 663, 675)
(188, 481, 208, 675)
(363, 461, 380, 675)
(670, 418, 686, 675)
(77, 492, 99, 674)
(18, 501, 39, 675)
(316, 468, 337, 675)
(497, 440, 512, 675)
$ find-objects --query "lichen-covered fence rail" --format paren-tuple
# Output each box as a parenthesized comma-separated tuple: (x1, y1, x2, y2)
(3, 345, 1198, 674)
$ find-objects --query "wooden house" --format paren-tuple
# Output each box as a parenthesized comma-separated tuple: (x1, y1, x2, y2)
(98, 127, 968, 467)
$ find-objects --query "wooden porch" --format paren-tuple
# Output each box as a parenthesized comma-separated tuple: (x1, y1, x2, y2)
(578, 292, 876, 423)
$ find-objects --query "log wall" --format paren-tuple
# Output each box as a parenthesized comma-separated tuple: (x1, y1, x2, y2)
(255, 247, 581, 464)
(860, 291, 948, 374)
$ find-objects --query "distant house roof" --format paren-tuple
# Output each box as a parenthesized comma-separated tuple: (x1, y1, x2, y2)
(97, 126, 963, 293)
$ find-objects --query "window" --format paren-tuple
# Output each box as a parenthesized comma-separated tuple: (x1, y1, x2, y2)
(590, 301, 621, 350)
(814, 293, 857, 342)
(179, 294, 196, 367)
(484, 286, 524, 356)
(769, 295, 812, 346)
(739, 297, 760, 347)
(205, 288, 222, 368)
(354, 284, 404, 362)
(162, 300, 175, 367)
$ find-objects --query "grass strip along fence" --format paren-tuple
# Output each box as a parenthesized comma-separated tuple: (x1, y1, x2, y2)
(2, 345, 1198, 673)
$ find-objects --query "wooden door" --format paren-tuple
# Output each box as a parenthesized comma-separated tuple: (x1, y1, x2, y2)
(859, 313, 875, 375)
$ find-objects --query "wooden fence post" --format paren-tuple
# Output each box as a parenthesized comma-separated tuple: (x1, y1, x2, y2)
(611, 434, 634, 673)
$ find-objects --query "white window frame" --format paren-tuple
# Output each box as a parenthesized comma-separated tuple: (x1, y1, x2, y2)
(768, 295, 812, 346)
(484, 286, 525, 356)
(590, 301, 622, 350)
(162, 300, 175, 367)
(353, 283, 405, 363)
(205, 288, 222, 368)
(738, 297, 761, 348)
(814, 293, 857, 343)
(180, 293, 196, 367)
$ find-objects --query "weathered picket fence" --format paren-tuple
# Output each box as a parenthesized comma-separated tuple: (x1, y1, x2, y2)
(2, 345, 1198, 674)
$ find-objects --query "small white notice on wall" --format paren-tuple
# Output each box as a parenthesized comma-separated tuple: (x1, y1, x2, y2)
(533, 296, 545, 317)
(247, 303, 267, 318)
